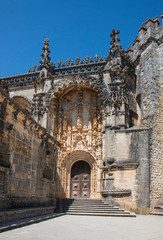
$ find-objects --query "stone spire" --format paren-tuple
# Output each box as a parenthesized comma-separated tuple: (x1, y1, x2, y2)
(107, 29, 124, 71)
(104, 29, 136, 130)
(38, 38, 51, 70)
(110, 29, 120, 48)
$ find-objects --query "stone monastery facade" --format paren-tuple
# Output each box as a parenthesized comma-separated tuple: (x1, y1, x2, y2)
(0, 14, 163, 214)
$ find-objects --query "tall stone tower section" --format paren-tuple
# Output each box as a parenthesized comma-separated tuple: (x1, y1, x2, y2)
(102, 29, 136, 164)
(129, 15, 163, 209)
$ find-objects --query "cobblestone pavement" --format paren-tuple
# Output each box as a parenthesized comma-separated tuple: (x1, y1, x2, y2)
(0, 215, 163, 240)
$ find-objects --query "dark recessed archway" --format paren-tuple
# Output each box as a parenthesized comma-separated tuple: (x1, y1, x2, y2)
(71, 160, 91, 199)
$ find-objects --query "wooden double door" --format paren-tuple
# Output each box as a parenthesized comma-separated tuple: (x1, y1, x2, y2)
(71, 161, 90, 199)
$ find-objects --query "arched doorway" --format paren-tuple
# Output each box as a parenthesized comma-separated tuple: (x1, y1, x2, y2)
(71, 160, 91, 199)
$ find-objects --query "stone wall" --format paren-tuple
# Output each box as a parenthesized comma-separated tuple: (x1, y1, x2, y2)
(102, 127, 150, 213)
(130, 18, 163, 210)
(149, 41, 163, 209)
(0, 88, 60, 209)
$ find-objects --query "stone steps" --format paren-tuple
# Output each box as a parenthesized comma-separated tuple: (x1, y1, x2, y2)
(62, 207, 121, 210)
(62, 204, 116, 207)
(64, 210, 131, 214)
(150, 212, 163, 216)
(150, 205, 163, 216)
(66, 212, 136, 217)
(55, 199, 136, 217)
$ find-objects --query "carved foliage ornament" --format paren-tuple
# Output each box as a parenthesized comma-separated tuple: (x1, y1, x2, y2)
(31, 93, 47, 117)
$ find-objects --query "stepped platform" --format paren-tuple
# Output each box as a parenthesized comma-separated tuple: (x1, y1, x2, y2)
(55, 199, 136, 217)
(150, 205, 163, 216)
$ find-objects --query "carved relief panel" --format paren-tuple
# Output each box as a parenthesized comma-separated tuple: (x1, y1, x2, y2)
(52, 86, 103, 199)
(53, 88, 102, 153)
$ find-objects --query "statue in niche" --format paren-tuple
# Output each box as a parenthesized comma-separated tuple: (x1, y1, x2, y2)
(93, 112, 97, 129)
(58, 117, 62, 134)
(88, 118, 92, 129)
(78, 90, 83, 104)
(77, 115, 82, 130)
(63, 115, 67, 130)
(63, 98, 70, 113)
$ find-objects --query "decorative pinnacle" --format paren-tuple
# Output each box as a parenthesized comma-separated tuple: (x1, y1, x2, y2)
(66, 59, 70, 66)
(110, 29, 120, 46)
(95, 54, 99, 62)
(76, 57, 80, 65)
(44, 38, 49, 46)
(38, 38, 51, 70)
(57, 60, 61, 68)
(32, 65, 36, 72)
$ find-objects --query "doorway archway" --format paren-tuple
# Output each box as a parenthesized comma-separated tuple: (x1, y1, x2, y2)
(71, 160, 91, 199)
(56, 150, 100, 199)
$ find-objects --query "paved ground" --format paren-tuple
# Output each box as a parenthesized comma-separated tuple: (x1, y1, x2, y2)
(0, 215, 163, 240)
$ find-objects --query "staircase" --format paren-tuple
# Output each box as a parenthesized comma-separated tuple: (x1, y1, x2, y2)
(150, 205, 163, 216)
(55, 199, 136, 217)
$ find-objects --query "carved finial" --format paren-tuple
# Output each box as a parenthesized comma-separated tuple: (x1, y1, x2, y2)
(76, 57, 80, 65)
(95, 55, 99, 62)
(58, 60, 61, 68)
(44, 38, 49, 46)
(110, 29, 120, 46)
(38, 39, 51, 71)
(85, 56, 89, 63)
(32, 65, 36, 72)
(66, 59, 71, 66)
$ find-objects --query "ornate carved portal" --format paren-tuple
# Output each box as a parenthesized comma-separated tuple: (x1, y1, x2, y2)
(50, 86, 103, 199)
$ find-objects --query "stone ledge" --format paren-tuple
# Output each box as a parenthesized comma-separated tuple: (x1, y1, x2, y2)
(0, 197, 56, 210)
(111, 162, 139, 170)
(101, 190, 131, 196)
(0, 206, 55, 224)
(115, 127, 149, 133)
(150, 212, 163, 216)
(101, 162, 139, 170)
(154, 205, 163, 210)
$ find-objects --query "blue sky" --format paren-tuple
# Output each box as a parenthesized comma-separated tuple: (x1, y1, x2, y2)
(0, 0, 162, 77)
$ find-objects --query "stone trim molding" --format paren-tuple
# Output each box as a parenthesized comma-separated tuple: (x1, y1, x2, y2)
(101, 189, 131, 196)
